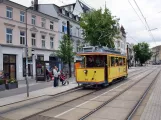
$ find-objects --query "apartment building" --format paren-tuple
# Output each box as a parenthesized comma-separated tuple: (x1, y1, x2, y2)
(151, 45, 161, 64)
(39, 0, 91, 52)
(114, 26, 126, 55)
(0, 0, 59, 80)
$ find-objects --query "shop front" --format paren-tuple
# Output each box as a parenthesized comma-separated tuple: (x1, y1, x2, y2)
(3, 54, 16, 79)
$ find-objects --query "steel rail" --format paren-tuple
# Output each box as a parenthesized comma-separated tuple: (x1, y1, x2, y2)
(126, 68, 161, 120)
(22, 68, 153, 120)
(79, 68, 158, 120)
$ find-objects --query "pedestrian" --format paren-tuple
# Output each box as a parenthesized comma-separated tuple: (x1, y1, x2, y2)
(53, 66, 60, 87)
(46, 69, 49, 82)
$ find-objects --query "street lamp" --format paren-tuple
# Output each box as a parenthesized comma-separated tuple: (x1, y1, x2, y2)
(25, 7, 30, 97)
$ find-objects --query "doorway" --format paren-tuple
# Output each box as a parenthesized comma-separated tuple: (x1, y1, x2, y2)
(3, 54, 16, 79)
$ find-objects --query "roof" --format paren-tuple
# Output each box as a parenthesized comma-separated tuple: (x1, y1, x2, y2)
(78, 0, 90, 13)
(60, 3, 76, 7)
(2, 0, 59, 20)
(77, 46, 126, 56)
(52, 4, 80, 22)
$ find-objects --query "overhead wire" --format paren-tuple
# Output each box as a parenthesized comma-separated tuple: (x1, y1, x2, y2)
(132, 0, 157, 45)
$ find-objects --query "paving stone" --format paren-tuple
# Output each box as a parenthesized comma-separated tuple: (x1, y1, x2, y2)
(53, 95, 79, 102)
(1, 107, 43, 120)
(90, 106, 130, 120)
(28, 100, 63, 110)
(62, 99, 86, 107)
(85, 117, 112, 120)
(77, 101, 103, 110)
(79, 95, 97, 100)
(102, 91, 119, 96)
(132, 115, 141, 120)
(40, 106, 74, 118)
(66, 90, 93, 97)
(26, 115, 63, 120)
(106, 99, 137, 109)
(91, 95, 113, 102)
(56, 108, 91, 120)
(134, 105, 145, 116)
(140, 71, 161, 120)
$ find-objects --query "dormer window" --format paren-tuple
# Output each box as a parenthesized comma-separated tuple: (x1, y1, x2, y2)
(68, 6, 71, 12)
(62, 9, 65, 14)
(76, 16, 79, 21)
(69, 13, 72, 18)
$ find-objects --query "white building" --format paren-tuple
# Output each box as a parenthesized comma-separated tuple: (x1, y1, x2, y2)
(39, 0, 92, 52)
(114, 26, 126, 55)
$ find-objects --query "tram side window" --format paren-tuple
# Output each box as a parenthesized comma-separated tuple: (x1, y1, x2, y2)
(119, 58, 123, 66)
(123, 58, 126, 65)
(111, 57, 115, 66)
(115, 57, 119, 66)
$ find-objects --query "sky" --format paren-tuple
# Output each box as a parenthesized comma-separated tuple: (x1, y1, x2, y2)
(10, 0, 161, 48)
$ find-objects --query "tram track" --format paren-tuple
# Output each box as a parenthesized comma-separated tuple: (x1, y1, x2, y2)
(78, 67, 160, 120)
(0, 66, 147, 108)
(0, 67, 152, 120)
(126, 69, 161, 120)
(20, 68, 153, 120)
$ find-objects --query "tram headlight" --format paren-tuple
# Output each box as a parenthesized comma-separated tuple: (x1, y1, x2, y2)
(84, 70, 88, 74)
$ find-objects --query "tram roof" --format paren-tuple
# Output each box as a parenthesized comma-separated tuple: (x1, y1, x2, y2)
(76, 46, 126, 57)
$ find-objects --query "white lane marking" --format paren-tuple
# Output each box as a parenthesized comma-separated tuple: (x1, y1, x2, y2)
(55, 71, 149, 118)
(54, 80, 131, 118)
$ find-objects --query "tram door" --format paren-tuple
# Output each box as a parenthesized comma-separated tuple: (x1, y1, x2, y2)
(105, 56, 108, 82)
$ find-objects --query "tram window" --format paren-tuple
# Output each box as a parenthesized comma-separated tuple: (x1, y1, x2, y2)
(119, 58, 123, 66)
(80, 56, 85, 68)
(86, 56, 95, 67)
(115, 57, 119, 66)
(123, 58, 126, 65)
(111, 57, 115, 66)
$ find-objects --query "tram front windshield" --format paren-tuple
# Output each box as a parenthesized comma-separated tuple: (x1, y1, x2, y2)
(86, 55, 106, 67)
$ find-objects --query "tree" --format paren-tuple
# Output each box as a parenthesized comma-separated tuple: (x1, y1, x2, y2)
(80, 8, 120, 48)
(56, 35, 74, 77)
(133, 42, 152, 66)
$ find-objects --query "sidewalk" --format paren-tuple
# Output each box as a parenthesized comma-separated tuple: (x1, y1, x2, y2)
(0, 77, 77, 106)
(140, 69, 161, 120)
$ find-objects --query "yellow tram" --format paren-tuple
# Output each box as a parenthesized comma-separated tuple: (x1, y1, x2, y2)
(75, 46, 128, 86)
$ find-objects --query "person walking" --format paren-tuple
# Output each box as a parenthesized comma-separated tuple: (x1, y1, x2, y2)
(46, 69, 49, 82)
(53, 66, 59, 87)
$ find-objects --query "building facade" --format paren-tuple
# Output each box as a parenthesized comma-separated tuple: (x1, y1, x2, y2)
(39, 0, 91, 52)
(0, 0, 59, 80)
(114, 26, 126, 55)
(126, 42, 135, 66)
(151, 45, 161, 64)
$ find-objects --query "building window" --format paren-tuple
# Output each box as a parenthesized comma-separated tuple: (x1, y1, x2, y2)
(6, 28, 12, 43)
(20, 11, 25, 22)
(62, 25, 66, 33)
(31, 15, 36, 25)
(31, 33, 36, 46)
(50, 21, 54, 30)
(6, 7, 13, 19)
(50, 37, 54, 49)
(41, 18, 46, 28)
(70, 26, 72, 35)
(20, 31, 25, 45)
(41, 35, 45, 48)
(76, 28, 79, 37)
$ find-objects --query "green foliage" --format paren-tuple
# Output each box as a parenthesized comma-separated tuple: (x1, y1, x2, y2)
(80, 8, 120, 48)
(56, 35, 74, 64)
(0, 80, 4, 85)
(8, 78, 17, 84)
(133, 42, 152, 65)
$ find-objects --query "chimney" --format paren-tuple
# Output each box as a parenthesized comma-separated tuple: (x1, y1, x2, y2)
(34, 0, 38, 11)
